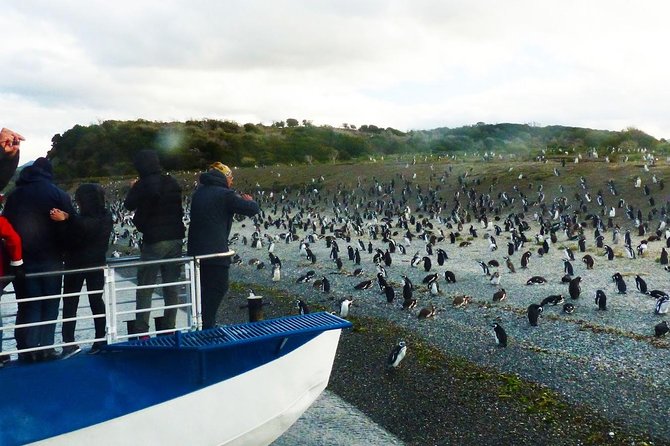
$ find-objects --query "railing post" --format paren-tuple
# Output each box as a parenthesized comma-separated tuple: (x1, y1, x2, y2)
(193, 257, 203, 330)
(105, 264, 117, 344)
(247, 295, 264, 322)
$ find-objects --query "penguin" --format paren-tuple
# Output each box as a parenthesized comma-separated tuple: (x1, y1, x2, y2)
(490, 271, 501, 286)
(526, 276, 547, 285)
(402, 296, 417, 310)
(492, 288, 507, 302)
(540, 294, 564, 306)
(383, 284, 395, 303)
(296, 299, 310, 315)
(527, 304, 543, 326)
(635, 275, 648, 294)
(296, 270, 316, 283)
(477, 261, 490, 276)
(417, 303, 437, 319)
(436, 248, 448, 266)
(595, 289, 607, 310)
(578, 237, 586, 252)
(410, 252, 422, 267)
(655, 321, 669, 337)
(272, 263, 281, 282)
(452, 294, 472, 308)
(563, 260, 574, 276)
(507, 241, 515, 256)
(582, 254, 595, 270)
(320, 276, 331, 293)
(604, 245, 614, 261)
(444, 270, 456, 283)
(563, 247, 575, 261)
(376, 272, 389, 293)
(520, 251, 531, 269)
(402, 275, 413, 300)
(563, 303, 575, 314)
(569, 276, 582, 299)
(354, 249, 361, 265)
(421, 256, 433, 272)
(655, 296, 670, 314)
(661, 248, 669, 265)
(338, 298, 353, 318)
(352, 268, 364, 277)
(387, 340, 407, 368)
(614, 274, 627, 294)
(354, 279, 373, 290)
(492, 323, 508, 347)
(428, 278, 440, 296)
(504, 256, 516, 273)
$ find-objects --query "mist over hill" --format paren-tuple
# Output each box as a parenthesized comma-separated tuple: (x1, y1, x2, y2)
(46, 119, 670, 180)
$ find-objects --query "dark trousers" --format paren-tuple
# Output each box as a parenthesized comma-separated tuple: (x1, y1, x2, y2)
(62, 269, 106, 344)
(15, 262, 63, 349)
(135, 240, 182, 332)
(200, 264, 229, 329)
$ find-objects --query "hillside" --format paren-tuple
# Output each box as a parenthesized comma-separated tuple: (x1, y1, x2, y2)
(46, 119, 670, 180)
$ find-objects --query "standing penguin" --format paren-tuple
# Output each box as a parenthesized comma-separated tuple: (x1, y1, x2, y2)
(383, 284, 395, 303)
(527, 304, 543, 326)
(604, 245, 614, 261)
(661, 248, 669, 265)
(520, 251, 531, 269)
(338, 297, 353, 318)
(595, 289, 607, 310)
(444, 270, 456, 283)
(569, 276, 582, 299)
(613, 273, 627, 294)
(582, 254, 595, 270)
(387, 340, 407, 368)
(422, 256, 432, 272)
(296, 299, 310, 315)
(504, 256, 516, 273)
(563, 260, 574, 276)
(635, 275, 648, 294)
(492, 323, 508, 347)
(578, 237, 586, 252)
(436, 248, 448, 266)
(272, 263, 281, 282)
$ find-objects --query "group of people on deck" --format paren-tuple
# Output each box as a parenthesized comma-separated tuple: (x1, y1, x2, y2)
(0, 128, 260, 365)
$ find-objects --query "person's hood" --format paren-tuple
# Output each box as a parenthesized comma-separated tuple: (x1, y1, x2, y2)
(133, 150, 162, 177)
(199, 169, 230, 188)
(75, 183, 106, 216)
(16, 157, 53, 185)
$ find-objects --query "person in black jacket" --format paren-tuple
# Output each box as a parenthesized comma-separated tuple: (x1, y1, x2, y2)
(50, 184, 113, 357)
(2, 157, 75, 361)
(187, 162, 260, 329)
(124, 150, 185, 336)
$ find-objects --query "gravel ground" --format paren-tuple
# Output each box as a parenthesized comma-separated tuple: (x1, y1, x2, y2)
(222, 216, 670, 445)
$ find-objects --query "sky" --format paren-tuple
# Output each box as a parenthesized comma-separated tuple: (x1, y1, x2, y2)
(3, 0, 670, 162)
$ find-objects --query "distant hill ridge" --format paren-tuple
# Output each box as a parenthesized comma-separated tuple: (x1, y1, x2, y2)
(46, 120, 670, 180)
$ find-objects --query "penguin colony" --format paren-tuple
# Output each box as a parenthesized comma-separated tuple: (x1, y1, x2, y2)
(104, 157, 670, 376)
(212, 158, 670, 364)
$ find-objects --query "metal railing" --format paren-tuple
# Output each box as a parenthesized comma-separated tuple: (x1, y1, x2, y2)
(0, 252, 233, 360)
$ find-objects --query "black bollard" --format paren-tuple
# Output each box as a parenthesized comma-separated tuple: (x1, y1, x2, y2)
(247, 295, 264, 322)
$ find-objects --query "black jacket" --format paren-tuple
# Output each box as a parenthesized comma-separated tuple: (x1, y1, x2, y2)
(124, 150, 185, 244)
(63, 184, 113, 268)
(2, 159, 75, 264)
(187, 170, 260, 266)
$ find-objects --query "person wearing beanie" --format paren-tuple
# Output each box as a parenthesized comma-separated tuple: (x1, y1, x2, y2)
(124, 150, 185, 336)
(2, 157, 75, 362)
(187, 162, 260, 329)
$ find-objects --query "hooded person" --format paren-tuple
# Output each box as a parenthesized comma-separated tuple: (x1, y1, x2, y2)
(187, 162, 260, 329)
(124, 150, 185, 336)
(50, 183, 113, 356)
(2, 157, 75, 362)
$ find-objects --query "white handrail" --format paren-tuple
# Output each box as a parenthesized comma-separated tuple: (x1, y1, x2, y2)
(0, 251, 235, 360)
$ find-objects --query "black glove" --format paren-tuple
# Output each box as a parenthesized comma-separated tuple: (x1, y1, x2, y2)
(10, 264, 26, 297)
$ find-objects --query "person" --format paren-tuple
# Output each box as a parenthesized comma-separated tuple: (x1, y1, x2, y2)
(0, 127, 24, 190)
(187, 162, 260, 329)
(2, 157, 75, 362)
(0, 216, 24, 366)
(50, 184, 113, 357)
(124, 150, 185, 336)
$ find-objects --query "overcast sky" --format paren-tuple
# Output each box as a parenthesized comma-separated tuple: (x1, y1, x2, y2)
(3, 0, 670, 162)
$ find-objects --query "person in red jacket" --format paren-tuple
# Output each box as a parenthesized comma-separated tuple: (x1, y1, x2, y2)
(0, 215, 24, 366)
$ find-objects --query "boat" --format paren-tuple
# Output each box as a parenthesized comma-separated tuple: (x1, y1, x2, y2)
(0, 253, 351, 445)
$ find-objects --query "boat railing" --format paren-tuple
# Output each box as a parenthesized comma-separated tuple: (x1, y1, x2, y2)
(0, 251, 233, 360)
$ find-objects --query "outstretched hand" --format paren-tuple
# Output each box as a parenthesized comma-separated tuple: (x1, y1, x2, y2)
(0, 128, 24, 157)
(241, 193, 253, 201)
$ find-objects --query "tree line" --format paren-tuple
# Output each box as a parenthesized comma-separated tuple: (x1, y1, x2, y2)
(46, 119, 670, 180)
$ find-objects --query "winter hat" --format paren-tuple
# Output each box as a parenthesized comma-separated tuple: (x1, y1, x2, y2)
(32, 157, 53, 175)
(210, 162, 232, 178)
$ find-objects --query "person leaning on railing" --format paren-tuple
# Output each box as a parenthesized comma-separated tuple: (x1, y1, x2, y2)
(50, 183, 113, 357)
(0, 215, 24, 367)
(187, 162, 260, 329)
